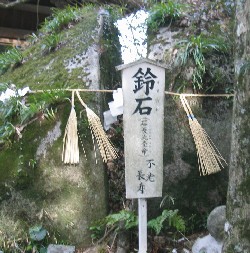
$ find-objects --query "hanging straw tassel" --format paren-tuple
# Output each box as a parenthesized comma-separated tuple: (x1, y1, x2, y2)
(62, 91, 79, 164)
(76, 90, 118, 163)
(180, 95, 227, 176)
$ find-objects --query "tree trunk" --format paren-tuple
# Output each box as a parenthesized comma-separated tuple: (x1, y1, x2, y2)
(223, 0, 250, 252)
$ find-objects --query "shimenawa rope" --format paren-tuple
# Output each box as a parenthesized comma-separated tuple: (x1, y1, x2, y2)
(62, 90, 79, 164)
(76, 91, 118, 163)
(180, 95, 227, 175)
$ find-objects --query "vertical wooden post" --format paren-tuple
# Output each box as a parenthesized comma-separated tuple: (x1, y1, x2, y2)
(116, 58, 166, 253)
(138, 198, 147, 253)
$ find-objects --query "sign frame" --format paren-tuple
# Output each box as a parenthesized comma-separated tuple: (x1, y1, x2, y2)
(116, 58, 166, 199)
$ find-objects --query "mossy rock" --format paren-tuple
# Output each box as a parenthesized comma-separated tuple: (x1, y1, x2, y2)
(0, 5, 121, 248)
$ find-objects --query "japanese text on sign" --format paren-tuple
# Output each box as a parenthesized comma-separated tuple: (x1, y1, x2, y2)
(132, 67, 157, 115)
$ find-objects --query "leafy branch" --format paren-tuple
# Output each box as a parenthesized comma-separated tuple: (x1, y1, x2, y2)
(0, 86, 66, 148)
(0, 48, 23, 75)
(90, 208, 185, 244)
(175, 35, 228, 90)
(90, 209, 138, 242)
(40, 5, 85, 34)
(148, 209, 185, 235)
(147, 0, 185, 31)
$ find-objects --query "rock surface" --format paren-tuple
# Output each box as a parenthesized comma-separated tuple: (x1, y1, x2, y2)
(192, 234, 223, 253)
(147, 0, 233, 221)
(47, 244, 75, 253)
(0, 6, 121, 248)
(207, 205, 226, 241)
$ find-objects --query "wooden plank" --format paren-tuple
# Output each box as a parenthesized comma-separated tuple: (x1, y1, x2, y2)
(120, 59, 165, 199)
(0, 27, 34, 39)
(0, 37, 29, 46)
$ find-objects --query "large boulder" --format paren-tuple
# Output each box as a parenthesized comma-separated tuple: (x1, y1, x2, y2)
(0, 6, 121, 248)
(147, 0, 233, 226)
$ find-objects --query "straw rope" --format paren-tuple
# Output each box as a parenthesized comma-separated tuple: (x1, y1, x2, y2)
(29, 88, 234, 97)
(78, 130, 87, 160)
(180, 95, 227, 175)
(76, 91, 118, 163)
(62, 91, 79, 164)
(28, 88, 232, 168)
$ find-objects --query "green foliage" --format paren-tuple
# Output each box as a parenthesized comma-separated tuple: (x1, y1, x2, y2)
(0, 86, 66, 148)
(0, 217, 48, 253)
(26, 5, 96, 58)
(0, 47, 23, 75)
(26, 5, 94, 56)
(0, 122, 15, 146)
(175, 35, 228, 90)
(160, 193, 175, 208)
(22, 90, 65, 124)
(0, 97, 24, 124)
(19, 102, 43, 124)
(0, 97, 32, 145)
(0, 5, 98, 88)
(147, 0, 184, 31)
(0, 82, 8, 91)
(27, 33, 39, 45)
(105, 210, 138, 230)
(29, 225, 47, 241)
(90, 208, 185, 241)
(89, 224, 104, 241)
(40, 5, 84, 34)
(41, 33, 62, 54)
(90, 209, 138, 240)
(147, 209, 185, 235)
(104, 4, 128, 21)
(44, 107, 57, 121)
(0, 188, 72, 252)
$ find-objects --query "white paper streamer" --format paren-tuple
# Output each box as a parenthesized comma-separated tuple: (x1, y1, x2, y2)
(103, 110, 117, 130)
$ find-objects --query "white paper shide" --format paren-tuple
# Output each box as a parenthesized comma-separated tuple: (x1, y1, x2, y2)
(103, 88, 124, 130)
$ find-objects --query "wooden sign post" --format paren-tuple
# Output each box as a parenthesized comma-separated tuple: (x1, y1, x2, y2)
(117, 58, 166, 252)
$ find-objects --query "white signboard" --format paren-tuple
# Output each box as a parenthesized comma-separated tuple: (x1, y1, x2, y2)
(117, 59, 165, 199)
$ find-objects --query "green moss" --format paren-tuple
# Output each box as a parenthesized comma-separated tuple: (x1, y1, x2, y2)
(0, 5, 112, 247)
(0, 4, 99, 190)
(0, 6, 98, 90)
(0, 145, 19, 181)
(239, 98, 250, 138)
(10, 100, 105, 244)
(240, 218, 250, 240)
(147, 1, 184, 31)
(0, 118, 54, 188)
(238, 176, 250, 196)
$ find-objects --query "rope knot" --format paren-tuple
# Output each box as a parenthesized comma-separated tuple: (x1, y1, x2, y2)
(188, 114, 195, 120)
